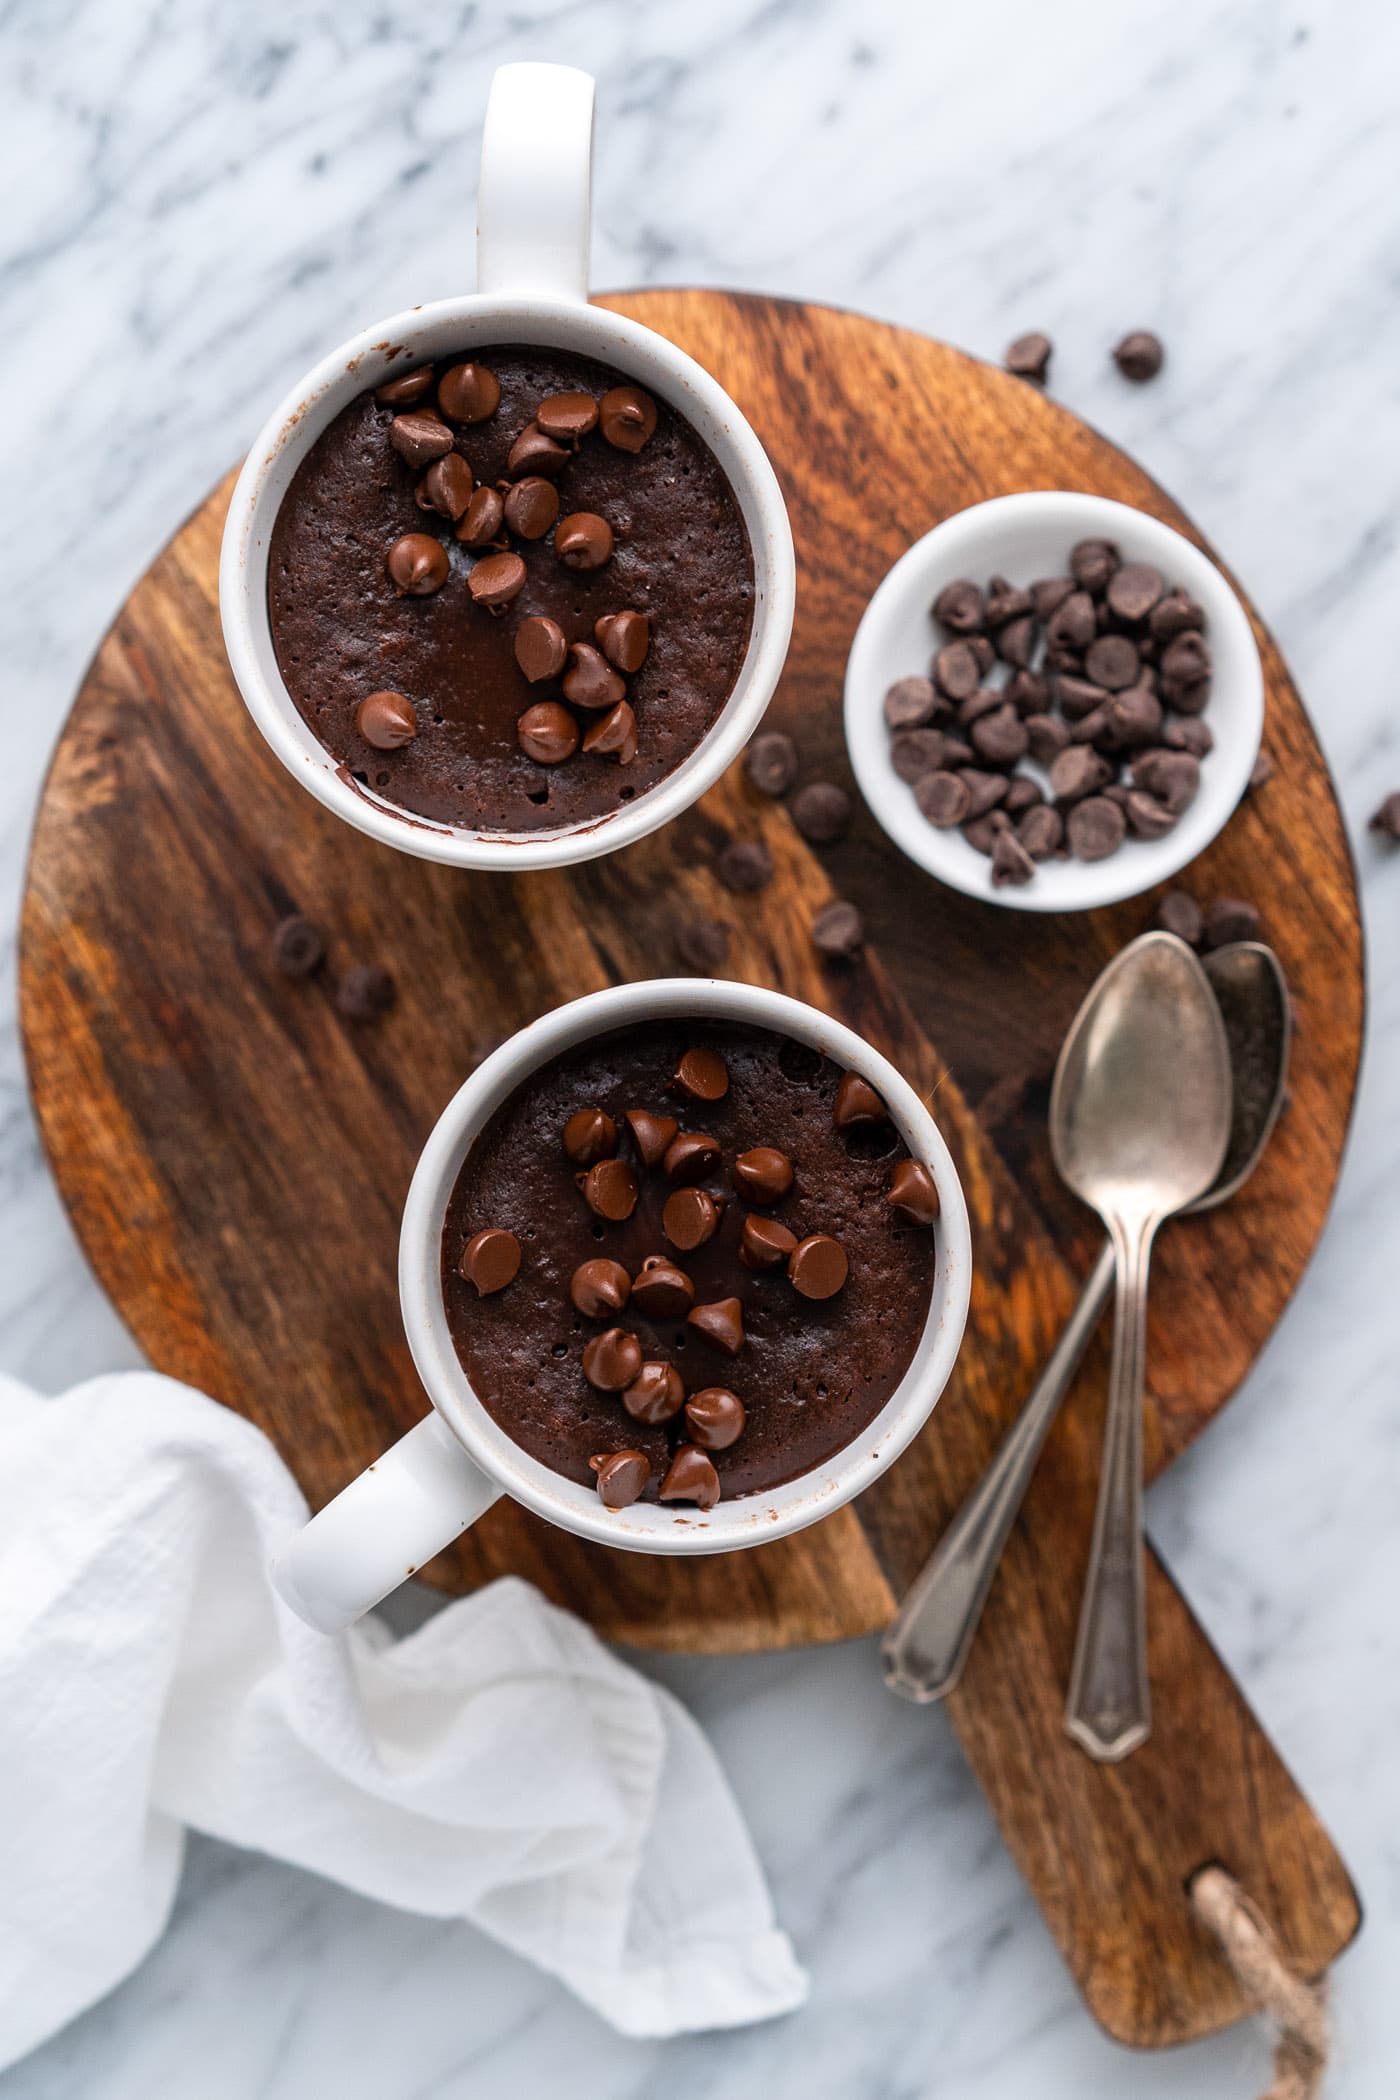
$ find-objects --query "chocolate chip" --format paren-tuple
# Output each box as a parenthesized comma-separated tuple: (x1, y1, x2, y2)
(687, 1297, 745, 1355)
(1056, 678, 1111, 723)
(834, 1070, 887, 1128)
(932, 579, 984, 632)
(581, 701, 638, 763)
(1067, 795, 1127, 861)
(1159, 631, 1213, 710)
(1049, 746, 1112, 802)
(887, 1159, 940, 1224)
(1123, 789, 1178, 839)
(960, 769, 1011, 818)
(624, 1109, 678, 1167)
(788, 1234, 849, 1300)
(582, 1327, 643, 1391)
(271, 915, 325, 978)
(579, 1157, 639, 1221)
(673, 1047, 729, 1102)
(594, 610, 650, 673)
(1025, 714, 1070, 767)
(467, 551, 527, 609)
(1106, 563, 1164, 623)
(623, 1362, 686, 1425)
(375, 366, 434, 407)
(956, 688, 1003, 730)
(354, 689, 418, 750)
(562, 643, 626, 711)
(503, 476, 560, 540)
(417, 451, 474, 521)
(790, 781, 851, 843)
(1047, 590, 1097, 652)
(513, 616, 568, 686)
(663, 1131, 721, 1184)
(888, 729, 948, 783)
(1084, 634, 1141, 691)
(590, 1449, 650, 1509)
(1369, 791, 1400, 840)
(1003, 776, 1043, 815)
(563, 1109, 618, 1165)
(1113, 330, 1164, 382)
(1103, 686, 1162, 749)
(684, 1387, 746, 1451)
(811, 900, 864, 958)
(389, 410, 453, 468)
(1247, 751, 1275, 794)
(630, 1256, 695, 1319)
(744, 730, 798, 796)
(1005, 669, 1049, 717)
(914, 770, 971, 827)
(1164, 717, 1214, 758)
(717, 839, 773, 894)
(1005, 331, 1052, 382)
(336, 965, 395, 1019)
(676, 918, 730, 971)
(570, 1257, 632, 1318)
(996, 614, 1037, 669)
(940, 736, 975, 767)
(505, 423, 570, 479)
(970, 704, 1029, 766)
(1019, 804, 1064, 859)
(598, 385, 658, 452)
(663, 1186, 722, 1253)
(535, 390, 598, 440)
(991, 827, 1035, 887)
(734, 1146, 794, 1203)
(985, 578, 1033, 630)
(1132, 748, 1200, 814)
(933, 640, 981, 700)
(1032, 576, 1076, 621)
(386, 532, 449, 596)
(556, 512, 614, 570)
(1150, 590, 1206, 643)
(1070, 539, 1119, 593)
(962, 811, 1012, 856)
(883, 675, 940, 730)
(456, 485, 506, 548)
(1203, 896, 1262, 948)
(738, 1215, 798, 1271)
(659, 1445, 720, 1509)
(458, 1227, 520, 1295)
(1155, 890, 1204, 945)
(517, 702, 578, 764)
(967, 634, 996, 675)
(438, 363, 501, 424)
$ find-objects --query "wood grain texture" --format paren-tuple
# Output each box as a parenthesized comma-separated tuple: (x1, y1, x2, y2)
(20, 293, 1360, 2045)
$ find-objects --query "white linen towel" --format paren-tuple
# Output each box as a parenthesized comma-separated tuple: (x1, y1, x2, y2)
(0, 1371, 807, 2069)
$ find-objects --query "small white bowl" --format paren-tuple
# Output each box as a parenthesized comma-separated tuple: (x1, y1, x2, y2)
(843, 492, 1265, 913)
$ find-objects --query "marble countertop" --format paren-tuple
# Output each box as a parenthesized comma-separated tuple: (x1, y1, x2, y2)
(3, 2, 1399, 2093)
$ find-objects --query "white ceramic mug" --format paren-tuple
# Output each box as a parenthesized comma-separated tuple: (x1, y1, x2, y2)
(272, 979, 973, 1632)
(219, 62, 795, 871)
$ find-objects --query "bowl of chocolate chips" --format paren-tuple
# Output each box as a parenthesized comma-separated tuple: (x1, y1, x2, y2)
(844, 492, 1264, 910)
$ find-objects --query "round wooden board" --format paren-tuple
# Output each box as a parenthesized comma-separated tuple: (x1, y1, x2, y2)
(20, 295, 1363, 2047)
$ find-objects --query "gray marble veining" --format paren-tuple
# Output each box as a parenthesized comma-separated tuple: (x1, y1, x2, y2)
(2, 1, 1399, 2093)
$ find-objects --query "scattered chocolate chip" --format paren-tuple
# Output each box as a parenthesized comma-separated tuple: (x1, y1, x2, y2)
(438, 363, 501, 424)
(1149, 589, 1205, 643)
(790, 781, 851, 843)
(962, 810, 1012, 856)
(734, 1146, 794, 1203)
(685, 1387, 746, 1451)
(630, 1256, 696, 1319)
(1084, 634, 1140, 691)
(1047, 592, 1098, 655)
(456, 485, 506, 548)
(535, 390, 598, 441)
(933, 579, 984, 632)
(417, 451, 474, 521)
(1163, 717, 1214, 758)
(991, 827, 1035, 886)
(1159, 630, 1213, 704)
(590, 1449, 650, 1509)
(673, 1047, 729, 1102)
(887, 1159, 940, 1224)
(594, 609, 650, 673)
(271, 915, 325, 978)
(659, 1444, 720, 1509)
(1005, 331, 1052, 382)
(579, 1157, 640, 1221)
(562, 643, 626, 711)
(891, 729, 954, 783)
(1003, 776, 1043, 815)
(971, 704, 1030, 766)
(375, 366, 434, 407)
(738, 1215, 798, 1271)
(985, 578, 1033, 631)
(459, 1226, 520, 1294)
(389, 410, 453, 468)
(386, 532, 449, 596)
(515, 701, 576, 765)
(663, 1131, 721, 1185)
(662, 1184, 723, 1253)
(961, 769, 1011, 818)
(915, 770, 971, 828)
(811, 900, 864, 958)
(625, 1109, 678, 1168)
(1106, 563, 1164, 624)
(503, 476, 560, 540)
(1203, 896, 1262, 948)
(744, 730, 799, 797)
(884, 675, 940, 731)
(687, 1296, 745, 1355)
(1019, 804, 1064, 859)
(1131, 748, 1200, 814)
(598, 385, 658, 452)
(1247, 751, 1275, 794)
(570, 1257, 632, 1318)
(1369, 791, 1400, 840)
(354, 689, 418, 750)
(1049, 746, 1112, 803)
(1031, 576, 1075, 622)
(1070, 539, 1119, 593)
(467, 550, 527, 609)
(1067, 795, 1127, 861)
(717, 839, 774, 894)
(788, 1233, 849, 1300)
(933, 640, 982, 701)
(563, 1108, 618, 1165)
(956, 688, 1003, 730)
(1025, 714, 1070, 768)
(676, 917, 730, 972)
(582, 700, 638, 763)
(505, 423, 570, 480)
(623, 1362, 686, 1426)
(1155, 890, 1204, 945)
(834, 1070, 887, 1128)
(336, 965, 396, 1019)
(996, 614, 1037, 669)
(555, 511, 614, 570)
(1113, 330, 1165, 382)
(582, 1327, 643, 1392)
(1003, 669, 1048, 718)
(514, 615, 569, 686)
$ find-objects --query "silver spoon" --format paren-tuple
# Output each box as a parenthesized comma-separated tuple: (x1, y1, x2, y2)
(882, 940, 1286, 1721)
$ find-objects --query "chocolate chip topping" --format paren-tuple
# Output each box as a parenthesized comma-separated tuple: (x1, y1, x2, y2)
(834, 1070, 887, 1128)
(386, 533, 449, 596)
(505, 423, 570, 479)
(658, 1445, 720, 1509)
(590, 1448, 650, 1509)
(790, 781, 852, 843)
(599, 385, 658, 452)
(734, 1147, 794, 1204)
(579, 1157, 640, 1221)
(271, 915, 325, 978)
(684, 1388, 746, 1451)
(744, 731, 799, 797)
(437, 363, 501, 424)
(570, 1257, 632, 1318)
(625, 1109, 678, 1167)
(1005, 331, 1052, 382)
(788, 1234, 849, 1300)
(663, 1187, 721, 1251)
(673, 1047, 729, 1101)
(455, 484, 506, 548)
(335, 964, 396, 1019)
(738, 1215, 799, 1272)
(388, 410, 454, 468)
(514, 616, 569, 684)
(581, 701, 638, 763)
(555, 512, 614, 570)
(622, 1361, 686, 1425)
(459, 1227, 521, 1296)
(562, 643, 626, 711)
(687, 1296, 745, 1355)
(594, 610, 650, 673)
(418, 452, 475, 521)
(563, 1108, 617, 1165)
(467, 550, 527, 609)
(1113, 330, 1165, 382)
(582, 1327, 643, 1391)
(535, 390, 598, 440)
(354, 690, 418, 751)
(630, 1255, 695, 1319)
(503, 476, 560, 540)
(887, 1159, 940, 1224)
(374, 366, 434, 407)
(663, 1131, 721, 1184)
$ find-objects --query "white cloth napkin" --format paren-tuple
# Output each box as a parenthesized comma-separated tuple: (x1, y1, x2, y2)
(0, 1371, 807, 2068)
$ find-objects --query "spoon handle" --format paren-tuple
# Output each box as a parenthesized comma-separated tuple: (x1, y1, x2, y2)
(1063, 1215, 1155, 1762)
(881, 1238, 1117, 1702)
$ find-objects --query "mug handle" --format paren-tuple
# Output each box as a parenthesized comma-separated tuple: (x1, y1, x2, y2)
(476, 62, 595, 303)
(271, 1413, 501, 1633)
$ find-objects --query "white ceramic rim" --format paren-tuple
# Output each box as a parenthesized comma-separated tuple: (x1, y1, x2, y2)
(844, 491, 1266, 913)
(398, 978, 972, 1554)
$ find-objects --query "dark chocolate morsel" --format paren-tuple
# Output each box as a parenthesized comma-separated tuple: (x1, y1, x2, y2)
(1368, 791, 1400, 841)
(834, 1070, 887, 1128)
(716, 839, 773, 894)
(1019, 804, 1064, 859)
(1067, 795, 1128, 861)
(1032, 576, 1076, 621)
(336, 965, 396, 1019)
(1203, 896, 1262, 948)
(734, 1146, 794, 1203)
(570, 1257, 632, 1318)
(662, 1187, 722, 1251)
(663, 1131, 721, 1184)
(990, 826, 1036, 887)
(459, 1226, 521, 1295)
(456, 484, 506, 547)
(1025, 714, 1071, 768)
(536, 390, 599, 440)
(418, 452, 475, 521)
(658, 1444, 720, 1509)
(386, 533, 449, 596)
(1049, 746, 1112, 803)
(624, 1109, 679, 1167)
(582, 1327, 643, 1392)
(1005, 331, 1052, 381)
(686, 1296, 745, 1355)
(388, 410, 454, 468)
(437, 363, 502, 424)
(1124, 789, 1178, 839)
(271, 915, 325, 978)
(562, 1107, 618, 1165)
(1070, 539, 1120, 592)
(676, 918, 731, 971)
(514, 615, 569, 684)
(1113, 330, 1165, 382)
(579, 1157, 640, 1221)
(555, 512, 614, 570)
(1155, 890, 1204, 945)
(1131, 748, 1201, 814)
(970, 704, 1029, 765)
(467, 551, 527, 609)
(673, 1047, 729, 1101)
(622, 1361, 686, 1425)
(887, 1159, 940, 1224)
(1047, 591, 1097, 651)
(788, 1234, 849, 1300)
(517, 700, 577, 765)
(594, 609, 650, 672)
(354, 689, 418, 750)
(503, 476, 560, 540)
(684, 1387, 746, 1451)
(811, 900, 864, 958)
(374, 366, 434, 406)
(790, 781, 851, 843)
(590, 1448, 650, 1509)
(598, 385, 658, 452)
(1085, 633, 1141, 691)
(932, 579, 984, 632)
(581, 700, 638, 763)
(505, 422, 570, 479)
(1106, 563, 1164, 623)
(744, 730, 798, 796)
(914, 771, 971, 828)
(630, 1255, 695, 1319)
(933, 640, 981, 701)
(738, 1215, 798, 1271)
(883, 675, 940, 730)
(562, 643, 626, 711)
